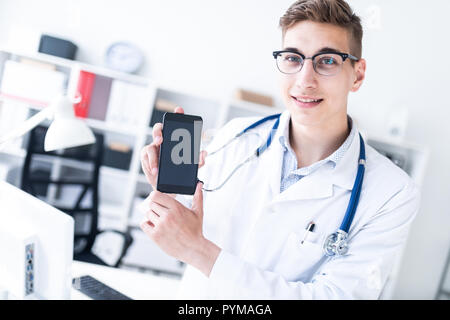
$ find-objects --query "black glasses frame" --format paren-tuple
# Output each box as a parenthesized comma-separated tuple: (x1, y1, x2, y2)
(272, 50, 359, 75)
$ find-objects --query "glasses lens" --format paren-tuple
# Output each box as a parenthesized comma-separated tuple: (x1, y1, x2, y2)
(276, 52, 303, 74)
(313, 53, 344, 76)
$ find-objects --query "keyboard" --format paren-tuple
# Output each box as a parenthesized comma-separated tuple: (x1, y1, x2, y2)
(72, 275, 132, 300)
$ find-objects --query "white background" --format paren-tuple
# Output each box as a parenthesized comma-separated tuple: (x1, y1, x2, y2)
(0, 0, 449, 299)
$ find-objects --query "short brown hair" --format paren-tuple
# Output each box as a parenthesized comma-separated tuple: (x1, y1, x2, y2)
(279, 0, 363, 59)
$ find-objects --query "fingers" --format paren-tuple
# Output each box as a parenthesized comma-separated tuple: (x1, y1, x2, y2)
(191, 181, 204, 214)
(141, 145, 158, 187)
(146, 209, 160, 227)
(141, 193, 175, 234)
(148, 201, 169, 217)
(199, 150, 208, 168)
(150, 122, 163, 172)
(140, 122, 164, 187)
(140, 147, 155, 186)
(152, 123, 163, 146)
(174, 106, 185, 114)
(140, 219, 154, 231)
(150, 190, 178, 209)
(147, 144, 160, 176)
(141, 200, 167, 229)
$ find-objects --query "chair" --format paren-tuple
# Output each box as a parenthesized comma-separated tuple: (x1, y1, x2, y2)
(21, 125, 132, 267)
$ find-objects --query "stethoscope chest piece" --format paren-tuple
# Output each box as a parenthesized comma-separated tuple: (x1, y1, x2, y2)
(323, 230, 349, 257)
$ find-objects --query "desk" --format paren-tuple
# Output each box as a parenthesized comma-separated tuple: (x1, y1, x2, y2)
(71, 261, 181, 300)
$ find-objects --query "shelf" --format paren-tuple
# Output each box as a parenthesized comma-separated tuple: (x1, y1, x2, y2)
(75, 63, 150, 86)
(3, 48, 74, 69)
(85, 118, 142, 136)
(1, 48, 150, 86)
(229, 99, 284, 115)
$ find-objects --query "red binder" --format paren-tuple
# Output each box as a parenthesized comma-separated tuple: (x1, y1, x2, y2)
(74, 71, 96, 118)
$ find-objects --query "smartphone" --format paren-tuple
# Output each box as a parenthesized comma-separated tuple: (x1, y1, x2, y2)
(156, 112, 203, 195)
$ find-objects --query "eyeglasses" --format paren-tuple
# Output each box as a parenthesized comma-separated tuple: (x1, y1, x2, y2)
(272, 50, 359, 76)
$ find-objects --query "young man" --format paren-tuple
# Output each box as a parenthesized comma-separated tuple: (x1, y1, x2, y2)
(140, 0, 420, 299)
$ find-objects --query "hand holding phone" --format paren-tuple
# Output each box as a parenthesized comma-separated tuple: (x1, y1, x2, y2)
(141, 107, 207, 193)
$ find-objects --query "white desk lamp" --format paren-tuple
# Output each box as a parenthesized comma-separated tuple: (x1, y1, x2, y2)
(0, 95, 95, 151)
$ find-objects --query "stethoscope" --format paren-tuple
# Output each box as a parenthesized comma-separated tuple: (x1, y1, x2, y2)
(202, 113, 366, 257)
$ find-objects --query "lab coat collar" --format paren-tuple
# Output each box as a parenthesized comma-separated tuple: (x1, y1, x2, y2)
(267, 111, 290, 198)
(266, 111, 361, 202)
(330, 120, 361, 191)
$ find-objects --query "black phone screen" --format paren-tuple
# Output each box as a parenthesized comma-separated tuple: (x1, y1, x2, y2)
(157, 113, 203, 195)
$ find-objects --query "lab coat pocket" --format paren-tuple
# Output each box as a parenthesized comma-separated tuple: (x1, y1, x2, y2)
(273, 231, 326, 282)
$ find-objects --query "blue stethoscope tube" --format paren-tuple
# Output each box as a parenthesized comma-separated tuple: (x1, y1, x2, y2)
(339, 135, 366, 233)
(203, 113, 365, 256)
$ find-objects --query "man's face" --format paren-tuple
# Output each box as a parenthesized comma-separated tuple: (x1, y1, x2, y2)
(280, 21, 366, 128)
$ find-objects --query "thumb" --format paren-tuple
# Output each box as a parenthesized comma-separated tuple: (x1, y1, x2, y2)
(174, 106, 185, 114)
(191, 181, 204, 216)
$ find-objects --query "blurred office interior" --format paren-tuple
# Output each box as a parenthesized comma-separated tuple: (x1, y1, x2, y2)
(0, 0, 448, 299)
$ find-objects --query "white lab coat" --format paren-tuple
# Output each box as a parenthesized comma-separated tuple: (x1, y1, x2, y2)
(176, 110, 420, 299)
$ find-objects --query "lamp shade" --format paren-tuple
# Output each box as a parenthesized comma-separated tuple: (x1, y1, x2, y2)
(43, 95, 95, 151)
(44, 118, 95, 151)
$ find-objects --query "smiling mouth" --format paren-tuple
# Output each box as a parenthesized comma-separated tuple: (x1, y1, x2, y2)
(292, 96, 323, 103)
(291, 96, 324, 108)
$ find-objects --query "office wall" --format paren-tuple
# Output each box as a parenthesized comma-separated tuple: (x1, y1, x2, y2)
(347, 0, 450, 299)
(0, 0, 448, 299)
(0, 0, 287, 101)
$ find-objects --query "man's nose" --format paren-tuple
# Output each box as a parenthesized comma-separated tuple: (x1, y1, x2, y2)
(294, 59, 317, 89)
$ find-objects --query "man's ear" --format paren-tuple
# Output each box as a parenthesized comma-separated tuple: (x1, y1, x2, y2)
(350, 58, 366, 92)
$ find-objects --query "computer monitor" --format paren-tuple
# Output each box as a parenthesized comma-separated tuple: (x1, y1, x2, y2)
(0, 181, 74, 299)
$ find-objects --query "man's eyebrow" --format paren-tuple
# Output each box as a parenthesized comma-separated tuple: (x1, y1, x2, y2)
(282, 46, 343, 55)
(283, 47, 303, 54)
(316, 47, 342, 54)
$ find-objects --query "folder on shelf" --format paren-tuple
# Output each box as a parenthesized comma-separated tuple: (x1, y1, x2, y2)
(105, 80, 149, 127)
(74, 70, 96, 118)
(87, 75, 112, 121)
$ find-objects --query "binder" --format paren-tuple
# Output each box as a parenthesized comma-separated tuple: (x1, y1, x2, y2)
(74, 71, 96, 118)
(88, 75, 112, 121)
(106, 80, 148, 127)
